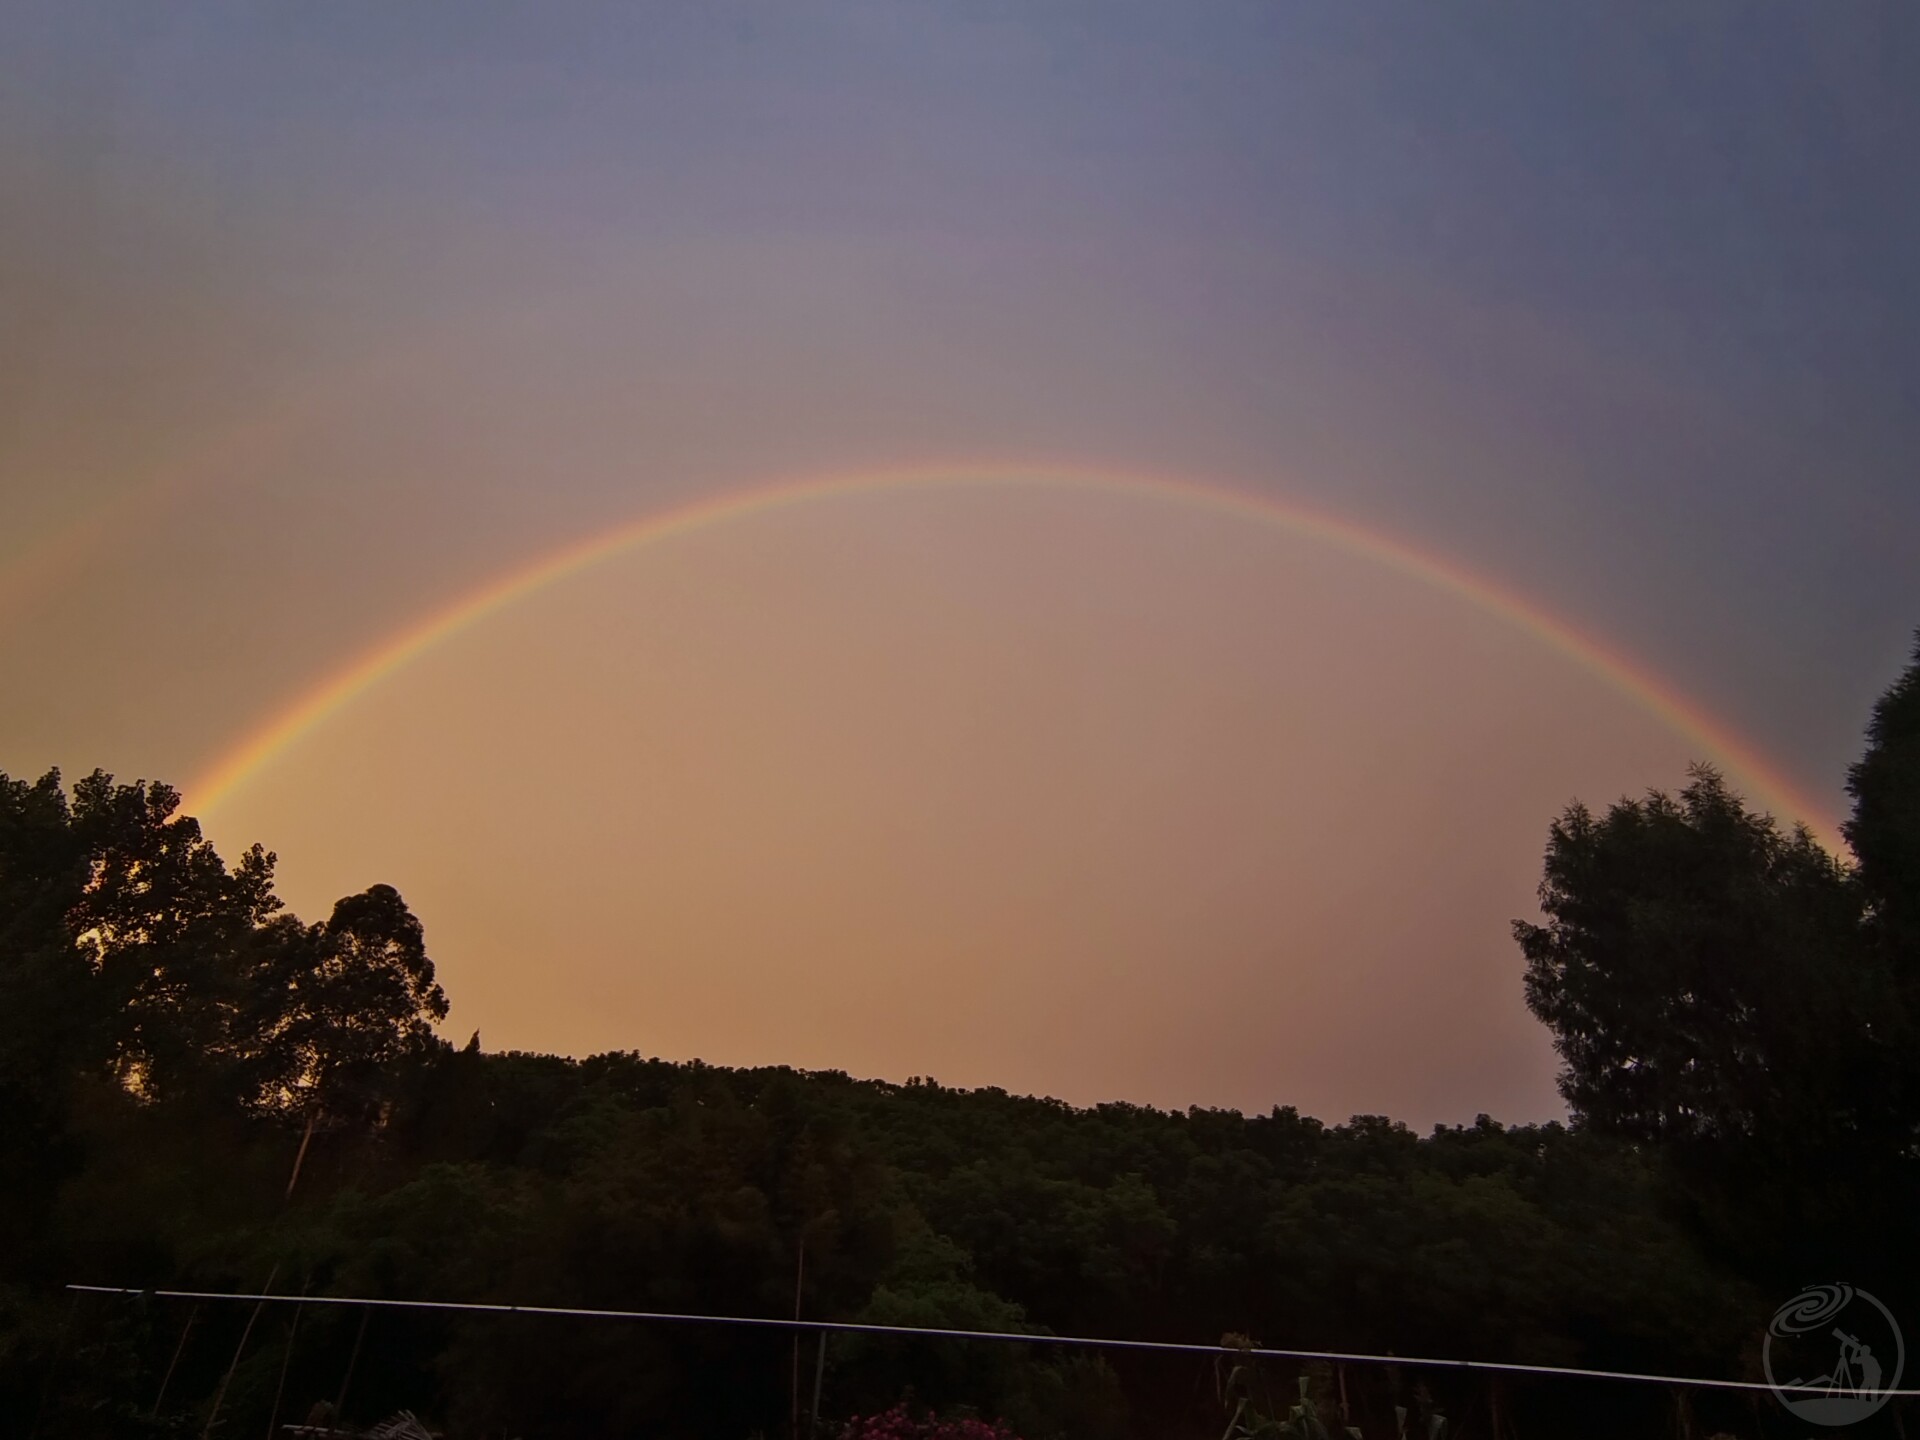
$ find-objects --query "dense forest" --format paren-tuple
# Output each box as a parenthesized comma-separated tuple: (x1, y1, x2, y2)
(3, 635, 1917, 1439)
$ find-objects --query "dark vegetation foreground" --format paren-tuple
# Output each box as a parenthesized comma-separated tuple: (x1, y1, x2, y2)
(4, 636, 1918, 1438)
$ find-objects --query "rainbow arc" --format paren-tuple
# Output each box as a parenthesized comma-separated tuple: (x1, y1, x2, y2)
(184, 464, 1842, 851)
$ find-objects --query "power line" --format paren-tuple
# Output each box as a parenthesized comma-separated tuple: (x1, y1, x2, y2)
(68, 1284, 1920, 1399)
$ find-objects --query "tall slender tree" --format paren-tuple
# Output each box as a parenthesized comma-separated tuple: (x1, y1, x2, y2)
(1846, 632, 1920, 985)
(1517, 638, 1920, 1284)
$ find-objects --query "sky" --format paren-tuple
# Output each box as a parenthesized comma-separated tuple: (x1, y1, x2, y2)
(4, 3, 1917, 1128)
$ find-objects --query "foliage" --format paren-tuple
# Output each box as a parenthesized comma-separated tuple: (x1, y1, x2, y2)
(1516, 764, 1880, 1149)
(840, 1401, 1024, 1440)
(4, 637, 1919, 1436)
(1846, 630, 1920, 1153)
(1847, 630, 1920, 969)
(1515, 636, 1920, 1294)
(1216, 1338, 1444, 1440)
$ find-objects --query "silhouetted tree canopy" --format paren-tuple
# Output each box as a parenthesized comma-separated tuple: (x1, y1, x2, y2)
(1516, 767, 1887, 1148)
(253, 882, 448, 1126)
(1518, 635, 1920, 1294)
(1848, 631, 1920, 1029)
(3, 633, 1918, 1437)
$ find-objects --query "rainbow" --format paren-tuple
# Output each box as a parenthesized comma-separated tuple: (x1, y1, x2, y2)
(186, 463, 1844, 849)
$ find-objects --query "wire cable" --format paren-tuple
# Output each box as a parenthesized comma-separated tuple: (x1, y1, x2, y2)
(66, 1283, 1920, 1399)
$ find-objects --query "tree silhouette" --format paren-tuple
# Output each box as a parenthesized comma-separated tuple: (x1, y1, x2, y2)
(66, 772, 283, 1106)
(1514, 765, 1880, 1150)
(1845, 629, 1920, 1061)
(11, 634, 1920, 1436)
(1516, 640, 1920, 1287)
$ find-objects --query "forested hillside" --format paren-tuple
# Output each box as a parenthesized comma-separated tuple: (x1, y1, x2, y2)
(4, 638, 1917, 1439)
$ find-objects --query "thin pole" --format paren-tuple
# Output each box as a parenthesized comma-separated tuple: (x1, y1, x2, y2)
(789, 1235, 805, 1440)
(1671, 1384, 1692, 1440)
(203, 1263, 280, 1439)
(150, 1302, 201, 1421)
(285, 1111, 318, 1200)
(333, 1305, 371, 1425)
(809, 1330, 827, 1440)
(265, 1279, 311, 1439)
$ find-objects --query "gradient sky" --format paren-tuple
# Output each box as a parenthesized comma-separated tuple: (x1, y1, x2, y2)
(4, 4, 1917, 1127)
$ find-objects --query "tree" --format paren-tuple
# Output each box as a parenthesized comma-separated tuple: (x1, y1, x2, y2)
(0, 768, 94, 1085)
(65, 770, 284, 1105)
(1846, 631, 1920, 981)
(1516, 638, 1920, 1290)
(0, 769, 95, 1267)
(1515, 765, 1883, 1151)
(254, 883, 449, 1189)
(1, 767, 447, 1132)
